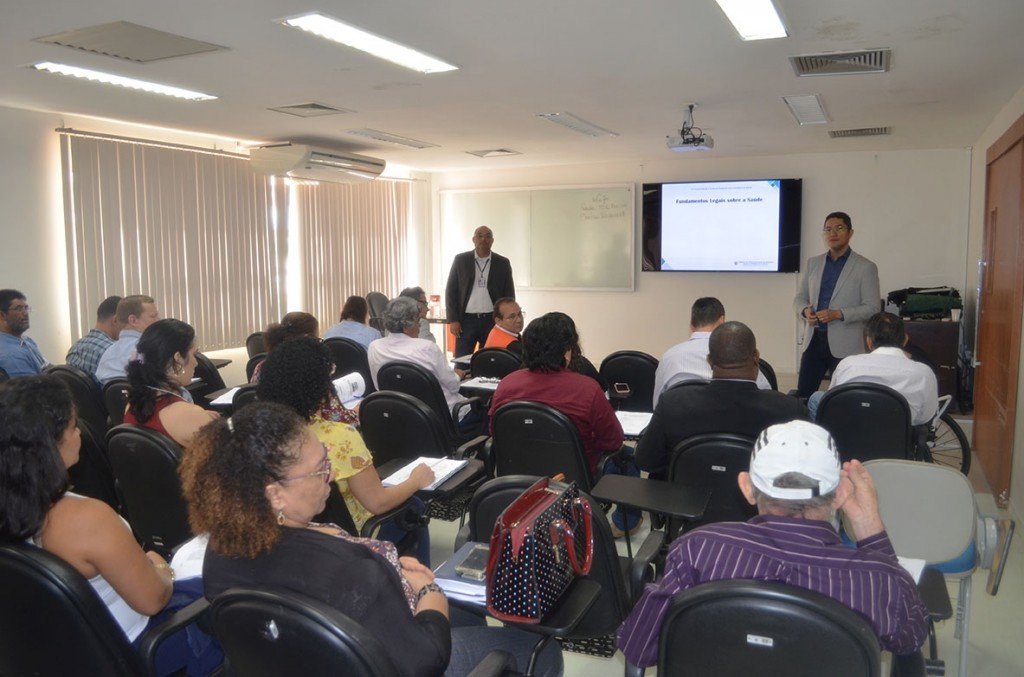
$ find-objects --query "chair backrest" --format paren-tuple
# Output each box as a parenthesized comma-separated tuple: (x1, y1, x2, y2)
(817, 383, 913, 463)
(860, 459, 976, 564)
(232, 384, 260, 409)
(210, 587, 399, 677)
(490, 401, 593, 490)
(66, 420, 121, 513)
(376, 361, 459, 435)
(758, 357, 779, 391)
(470, 348, 522, 379)
(102, 379, 131, 427)
(358, 391, 454, 466)
(323, 337, 377, 396)
(105, 424, 191, 558)
(599, 350, 659, 412)
(0, 543, 144, 676)
(657, 580, 881, 677)
(245, 331, 266, 359)
(669, 434, 756, 533)
(366, 292, 388, 334)
(246, 353, 267, 382)
(193, 352, 227, 392)
(46, 364, 109, 433)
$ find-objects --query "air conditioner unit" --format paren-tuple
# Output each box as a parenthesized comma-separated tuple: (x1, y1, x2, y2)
(249, 143, 386, 183)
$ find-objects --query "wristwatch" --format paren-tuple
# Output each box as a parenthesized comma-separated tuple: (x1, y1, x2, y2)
(416, 582, 445, 603)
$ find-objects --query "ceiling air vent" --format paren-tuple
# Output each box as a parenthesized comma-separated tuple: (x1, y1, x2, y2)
(790, 49, 891, 77)
(34, 21, 225, 63)
(466, 149, 522, 158)
(268, 103, 352, 118)
(829, 127, 891, 139)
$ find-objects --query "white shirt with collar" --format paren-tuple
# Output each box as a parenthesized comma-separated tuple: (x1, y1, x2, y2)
(367, 332, 468, 420)
(829, 346, 939, 425)
(465, 254, 493, 313)
(652, 331, 771, 408)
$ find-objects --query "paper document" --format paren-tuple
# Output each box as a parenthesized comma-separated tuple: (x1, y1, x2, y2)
(434, 541, 488, 606)
(451, 354, 472, 367)
(170, 534, 208, 580)
(897, 556, 926, 583)
(382, 457, 468, 491)
(616, 411, 653, 436)
(333, 372, 366, 407)
(461, 376, 501, 391)
(210, 387, 240, 405)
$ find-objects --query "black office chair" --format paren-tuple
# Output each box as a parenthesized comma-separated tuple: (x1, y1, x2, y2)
(246, 353, 267, 382)
(667, 433, 756, 537)
(106, 424, 191, 558)
(193, 352, 227, 399)
(489, 401, 624, 491)
(758, 357, 779, 391)
(366, 291, 388, 334)
(46, 364, 109, 434)
(232, 383, 260, 409)
(817, 383, 914, 463)
(66, 419, 121, 513)
(376, 361, 482, 439)
(599, 350, 659, 412)
(245, 331, 266, 358)
(311, 479, 424, 558)
(102, 379, 131, 426)
(323, 337, 377, 396)
(470, 348, 522, 379)
(0, 542, 208, 677)
(626, 580, 919, 677)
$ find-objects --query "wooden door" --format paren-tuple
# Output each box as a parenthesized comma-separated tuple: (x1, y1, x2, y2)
(975, 118, 1024, 502)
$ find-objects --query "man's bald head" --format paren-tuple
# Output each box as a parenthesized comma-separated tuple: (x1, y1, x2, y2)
(708, 321, 760, 379)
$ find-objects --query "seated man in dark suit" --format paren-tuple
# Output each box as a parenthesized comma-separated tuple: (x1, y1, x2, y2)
(636, 321, 807, 478)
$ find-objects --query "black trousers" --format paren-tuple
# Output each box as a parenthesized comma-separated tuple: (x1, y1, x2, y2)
(796, 331, 842, 397)
(454, 313, 494, 357)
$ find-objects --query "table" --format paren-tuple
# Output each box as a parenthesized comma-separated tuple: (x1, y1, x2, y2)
(459, 376, 501, 398)
(209, 358, 232, 370)
(204, 385, 243, 411)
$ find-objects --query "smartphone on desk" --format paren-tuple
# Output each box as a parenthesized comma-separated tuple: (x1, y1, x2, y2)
(455, 544, 490, 581)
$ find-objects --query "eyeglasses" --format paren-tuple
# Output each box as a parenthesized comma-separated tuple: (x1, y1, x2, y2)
(822, 226, 848, 234)
(278, 450, 332, 484)
(4, 303, 30, 313)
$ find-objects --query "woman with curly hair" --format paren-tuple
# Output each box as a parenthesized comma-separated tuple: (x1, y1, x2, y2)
(256, 336, 433, 563)
(181, 402, 561, 677)
(249, 311, 319, 381)
(125, 319, 218, 447)
(0, 376, 219, 674)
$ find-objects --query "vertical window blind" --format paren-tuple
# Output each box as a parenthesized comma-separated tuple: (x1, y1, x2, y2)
(60, 131, 288, 350)
(293, 180, 411, 326)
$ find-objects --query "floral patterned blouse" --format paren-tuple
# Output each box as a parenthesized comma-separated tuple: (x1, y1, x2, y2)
(310, 414, 374, 530)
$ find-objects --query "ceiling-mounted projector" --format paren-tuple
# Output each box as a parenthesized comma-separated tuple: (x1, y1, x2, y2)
(667, 103, 714, 152)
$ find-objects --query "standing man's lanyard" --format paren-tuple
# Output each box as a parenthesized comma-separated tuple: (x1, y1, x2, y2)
(476, 258, 490, 287)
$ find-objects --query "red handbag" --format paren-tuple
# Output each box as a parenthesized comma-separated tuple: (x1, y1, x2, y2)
(485, 478, 593, 623)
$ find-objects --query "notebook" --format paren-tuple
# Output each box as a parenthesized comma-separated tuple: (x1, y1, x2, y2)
(382, 457, 468, 491)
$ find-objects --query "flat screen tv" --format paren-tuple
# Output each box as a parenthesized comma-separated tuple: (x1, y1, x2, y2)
(642, 178, 802, 272)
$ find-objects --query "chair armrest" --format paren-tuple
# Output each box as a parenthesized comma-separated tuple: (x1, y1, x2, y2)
(139, 597, 211, 672)
(454, 523, 471, 552)
(629, 530, 665, 605)
(467, 650, 518, 677)
(453, 396, 483, 423)
(359, 500, 427, 539)
(456, 434, 490, 460)
(594, 446, 631, 481)
(624, 661, 645, 677)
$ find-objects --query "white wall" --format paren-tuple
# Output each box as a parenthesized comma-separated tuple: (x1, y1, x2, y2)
(966, 83, 1024, 521)
(432, 149, 971, 375)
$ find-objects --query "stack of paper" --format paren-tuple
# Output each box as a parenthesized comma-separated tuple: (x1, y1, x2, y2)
(616, 410, 653, 436)
(210, 387, 240, 406)
(333, 372, 366, 407)
(170, 534, 208, 580)
(433, 541, 488, 606)
(460, 376, 501, 391)
(382, 457, 468, 491)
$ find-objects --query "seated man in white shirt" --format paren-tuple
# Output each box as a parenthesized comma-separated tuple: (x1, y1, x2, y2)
(652, 297, 770, 408)
(808, 312, 939, 425)
(95, 295, 161, 384)
(368, 296, 475, 426)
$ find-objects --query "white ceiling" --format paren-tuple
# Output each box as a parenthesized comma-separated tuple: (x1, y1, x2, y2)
(2, 0, 1023, 172)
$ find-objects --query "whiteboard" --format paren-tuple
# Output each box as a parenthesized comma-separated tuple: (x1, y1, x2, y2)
(440, 185, 634, 291)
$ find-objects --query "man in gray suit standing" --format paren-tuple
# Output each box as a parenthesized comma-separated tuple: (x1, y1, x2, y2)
(793, 212, 880, 397)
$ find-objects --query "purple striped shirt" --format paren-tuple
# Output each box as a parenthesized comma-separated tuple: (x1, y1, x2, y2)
(616, 515, 929, 667)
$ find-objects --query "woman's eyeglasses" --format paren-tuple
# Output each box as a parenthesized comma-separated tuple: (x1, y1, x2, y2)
(278, 450, 332, 484)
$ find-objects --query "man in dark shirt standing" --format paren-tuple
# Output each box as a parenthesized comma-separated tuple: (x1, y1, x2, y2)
(445, 226, 516, 357)
(793, 211, 880, 397)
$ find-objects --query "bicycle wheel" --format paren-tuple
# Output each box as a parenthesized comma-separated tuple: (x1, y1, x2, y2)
(926, 413, 971, 475)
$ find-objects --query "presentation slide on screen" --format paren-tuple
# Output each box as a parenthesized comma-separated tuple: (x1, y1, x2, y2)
(660, 180, 781, 271)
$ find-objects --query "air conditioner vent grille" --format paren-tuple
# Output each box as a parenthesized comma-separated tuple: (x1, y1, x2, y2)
(466, 149, 522, 158)
(790, 49, 892, 77)
(829, 127, 892, 138)
(268, 103, 352, 118)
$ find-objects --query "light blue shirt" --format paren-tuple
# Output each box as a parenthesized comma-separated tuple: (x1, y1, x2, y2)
(95, 329, 142, 384)
(323, 320, 381, 350)
(0, 332, 47, 377)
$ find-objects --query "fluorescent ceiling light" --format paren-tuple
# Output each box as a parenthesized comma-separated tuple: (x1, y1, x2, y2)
(281, 12, 458, 74)
(783, 94, 828, 125)
(714, 0, 788, 41)
(535, 112, 618, 137)
(30, 61, 216, 100)
(346, 128, 438, 149)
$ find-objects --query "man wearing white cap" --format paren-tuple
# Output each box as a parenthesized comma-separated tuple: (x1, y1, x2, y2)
(617, 420, 929, 668)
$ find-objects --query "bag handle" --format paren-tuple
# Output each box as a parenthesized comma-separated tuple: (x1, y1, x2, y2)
(548, 498, 593, 575)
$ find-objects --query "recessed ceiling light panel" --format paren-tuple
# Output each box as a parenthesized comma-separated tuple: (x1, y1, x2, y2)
(535, 112, 618, 137)
(280, 12, 458, 74)
(782, 94, 828, 125)
(714, 0, 788, 41)
(345, 128, 438, 149)
(30, 61, 216, 100)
